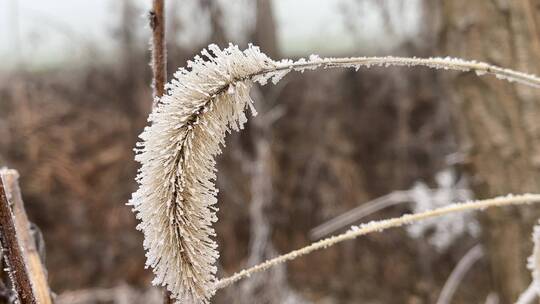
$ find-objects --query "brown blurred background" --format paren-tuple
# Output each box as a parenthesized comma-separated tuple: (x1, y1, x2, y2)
(1, 1, 540, 303)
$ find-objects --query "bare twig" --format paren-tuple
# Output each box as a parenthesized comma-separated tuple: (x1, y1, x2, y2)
(1, 170, 52, 304)
(150, 0, 167, 103)
(310, 190, 411, 239)
(436, 244, 484, 304)
(310, 188, 471, 239)
(0, 172, 36, 303)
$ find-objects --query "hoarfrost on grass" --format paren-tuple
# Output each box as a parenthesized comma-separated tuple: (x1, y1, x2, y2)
(130, 44, 276, 304)
(130, 43, 540, 303)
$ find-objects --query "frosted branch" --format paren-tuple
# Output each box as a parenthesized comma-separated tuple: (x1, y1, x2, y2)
(216, 194, 540, 290)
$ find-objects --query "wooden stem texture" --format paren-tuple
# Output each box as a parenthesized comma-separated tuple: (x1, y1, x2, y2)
(0, 173, 36, 304)
(150, 0, 167, 102)
(2, 171, 52, 304)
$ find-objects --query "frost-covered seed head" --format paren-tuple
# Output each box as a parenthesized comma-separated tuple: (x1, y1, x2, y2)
(130, 44, 276, 303)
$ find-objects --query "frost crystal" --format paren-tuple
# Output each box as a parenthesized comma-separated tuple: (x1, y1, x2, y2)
(129, 44, 276, 303)
(406, 169, 478, 251)
(528, 221, 540, 293)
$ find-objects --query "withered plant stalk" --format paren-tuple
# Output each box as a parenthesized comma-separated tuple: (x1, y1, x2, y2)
(150, 0, 167, 102)
(0, 173, 36, 304)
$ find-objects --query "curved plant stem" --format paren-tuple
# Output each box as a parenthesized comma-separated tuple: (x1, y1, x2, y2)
(215, 194, 540, 290)
(259, 56, 540, 88)
(310, 190, 412, 240)
(436, 244, 484, 304)
(310, 188, 469, 239)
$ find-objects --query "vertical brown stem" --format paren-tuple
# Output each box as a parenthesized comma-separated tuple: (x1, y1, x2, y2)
(0, 175, 36, 303)
(150, 0, 167, 102)
(149, 0, 171, 302)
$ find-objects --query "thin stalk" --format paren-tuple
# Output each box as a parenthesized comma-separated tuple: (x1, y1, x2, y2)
(150, 0, 167, 102)
(0, 174, 36, 303)
(436, 244, 484, 304)
(265, 56, 540, 88)
(310, 188, 470, 239)
(310, 190, 412, 239)
(215, 194, 540, 289)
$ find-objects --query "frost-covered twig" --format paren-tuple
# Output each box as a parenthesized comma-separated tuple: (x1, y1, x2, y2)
(0, 170, 36, 304)
(436, 244, 484, 304)
(130, 44, 540, 304)
(267, 55, 540, 88)
(216, 194, 540, 290)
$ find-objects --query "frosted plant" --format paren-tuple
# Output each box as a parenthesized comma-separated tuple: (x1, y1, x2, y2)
(217, 194, 540, 289)
(407, 169, 478, 251)
(130, 44, 276, 304)
(130, 43, 540, 303)
(516, 221, 540, 304)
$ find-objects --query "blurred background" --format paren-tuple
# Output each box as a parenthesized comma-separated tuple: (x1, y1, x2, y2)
(1, 0, 540, 303)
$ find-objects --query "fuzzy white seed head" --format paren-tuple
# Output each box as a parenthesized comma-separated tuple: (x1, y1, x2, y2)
(130, 44, 276, 303)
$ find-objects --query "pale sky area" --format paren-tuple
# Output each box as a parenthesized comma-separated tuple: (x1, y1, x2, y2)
(0, 0, 420, 69)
